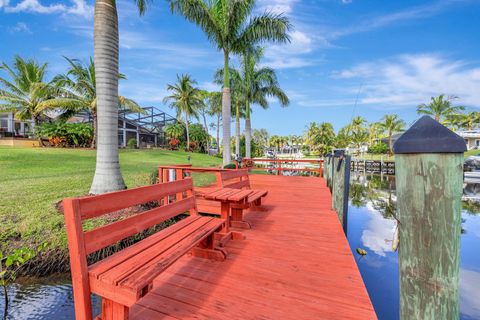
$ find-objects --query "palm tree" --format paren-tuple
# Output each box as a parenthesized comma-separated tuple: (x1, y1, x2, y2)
(368, 122, 383, 146)
(164, 74, 201, 151)
(207, 91, 222, 155)
(457, 111, 480, 130)
(197, 90, 214, 152)
(169, 0, 291, 165)
(240, 47, 289, 158)
(164, 123, 185, 140)
(90, 0, 152, 194)
(317, 122, 335, 156)
(232, 90, 246, 158)
(304, 122, 319, 152)
(0, 56, 79, 128)
(252, 128, 269, 150)
(379, 114, 405, 155)
(52, 57, 145, 148)
(417, 94, 465, 122)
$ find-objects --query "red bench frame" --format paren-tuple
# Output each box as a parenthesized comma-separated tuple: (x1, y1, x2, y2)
(64, 179, 226, 320)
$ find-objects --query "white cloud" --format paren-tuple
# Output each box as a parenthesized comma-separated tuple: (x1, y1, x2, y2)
(360, 202, 397, 257)
(330, 54, 480, 108)
(263, 30, 314, 69)
(0, 0, 10, 8)
(3, 0, 92, 18)
(460, 269, 480, 318)
(8, 21, 31, 33)
(256, 0, 298, 14)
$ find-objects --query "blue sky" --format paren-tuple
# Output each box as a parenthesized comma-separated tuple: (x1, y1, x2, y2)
(1, 0, 480, 136)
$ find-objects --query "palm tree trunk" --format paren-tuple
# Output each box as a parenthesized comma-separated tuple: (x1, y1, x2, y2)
(185, 112, 190, 152)
(389, 131, 393, 156)
(222, 50, 231, 165)
(216, 114, 220, 155)
(245, 102, 252, 159)
(435, 114, 440, 122)
(202, 113, 209, 153)
(90, 0, 126, 194)
(235, 103, 240, 158)
(91, 111, 97, 149)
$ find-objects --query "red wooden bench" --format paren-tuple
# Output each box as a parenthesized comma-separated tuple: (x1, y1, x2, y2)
(63, 178, 226, 320)
(214, 169, 268, 229)
(216, 169, 268, 205)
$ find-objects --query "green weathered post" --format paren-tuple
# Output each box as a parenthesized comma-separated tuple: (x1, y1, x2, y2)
(394, 116, 466, 320)
(331, 150, 350, 234)
(325, 153, 332, 190)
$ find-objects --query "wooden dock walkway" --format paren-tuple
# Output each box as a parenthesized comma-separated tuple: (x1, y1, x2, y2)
(129, 174, 376, 319)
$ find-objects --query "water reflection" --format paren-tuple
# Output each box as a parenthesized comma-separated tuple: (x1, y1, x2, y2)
(0, 275, 100, 320)
(348, 173, 480, 320)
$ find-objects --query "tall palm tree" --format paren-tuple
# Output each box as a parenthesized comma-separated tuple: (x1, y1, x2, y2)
(240, 47, 289, 158)
(169, 0, 291, 165)
(90, 0, 152, 194)
(52, 57, 145, 148)
(164, 74, 201, 151)
(0, 56, 79, 128)
(379, 114, 405, 155)
(417, 94, 465, 122)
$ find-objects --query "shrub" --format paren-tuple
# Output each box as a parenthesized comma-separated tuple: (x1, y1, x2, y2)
(127, 138, 137, 149)
(35, 122, 93, 147)
(223, 163, 238, 169)
(368, 142, 389, 154)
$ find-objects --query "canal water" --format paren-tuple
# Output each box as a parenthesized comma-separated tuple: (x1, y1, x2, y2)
(1, 173, 479, 319)
(347, 173, 480, 320)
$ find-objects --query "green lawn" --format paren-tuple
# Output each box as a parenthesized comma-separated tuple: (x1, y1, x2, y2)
(0, 147, 222, 251)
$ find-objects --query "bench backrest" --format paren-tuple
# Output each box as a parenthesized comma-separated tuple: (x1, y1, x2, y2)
(63, 179, 197, 320)
(216, 169, 251, 189)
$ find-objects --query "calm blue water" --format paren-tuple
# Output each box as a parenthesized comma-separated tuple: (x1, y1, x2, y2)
(1, 173, 479, 319)
(347, 173, 480, 320)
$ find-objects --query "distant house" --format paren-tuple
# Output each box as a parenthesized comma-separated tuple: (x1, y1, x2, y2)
(0, 112, 33, 138)
(0, 106, 177, 148)
(457, 130, 480, 150)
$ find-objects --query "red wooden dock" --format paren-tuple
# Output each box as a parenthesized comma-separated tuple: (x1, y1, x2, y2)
(129, 174, 376, 319)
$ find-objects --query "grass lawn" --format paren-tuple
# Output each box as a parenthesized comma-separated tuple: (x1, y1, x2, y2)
(465, 149, 479, 157)
(0, 147, 222, 251)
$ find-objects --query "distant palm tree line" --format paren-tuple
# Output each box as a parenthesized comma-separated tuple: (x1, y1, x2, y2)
(301, 94, 477, 156)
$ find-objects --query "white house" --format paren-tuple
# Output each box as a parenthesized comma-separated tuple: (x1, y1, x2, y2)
(457, 129, 480, 150)
(0, 112, 33, 137)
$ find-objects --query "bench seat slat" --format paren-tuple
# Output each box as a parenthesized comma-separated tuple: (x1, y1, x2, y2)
(84, 197, 196, 255)
(96, 217, 223, 289)
(119, 218, 224, 291)
(247, 190, 268, 203)
(89, 215, 203, 279)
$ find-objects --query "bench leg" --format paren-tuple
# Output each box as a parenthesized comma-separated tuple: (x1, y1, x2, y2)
(230, 208, 251, 229)
(191, 232, 227, 261)
(101, 299, 129, 320)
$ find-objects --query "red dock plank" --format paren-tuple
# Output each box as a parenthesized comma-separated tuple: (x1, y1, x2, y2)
(131, 175, 377, 319)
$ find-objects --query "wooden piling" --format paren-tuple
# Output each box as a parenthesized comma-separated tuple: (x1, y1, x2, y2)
(394, 116, 466, 320)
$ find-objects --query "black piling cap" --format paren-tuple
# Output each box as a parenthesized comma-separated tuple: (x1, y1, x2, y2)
(394, 115, 467, 154)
